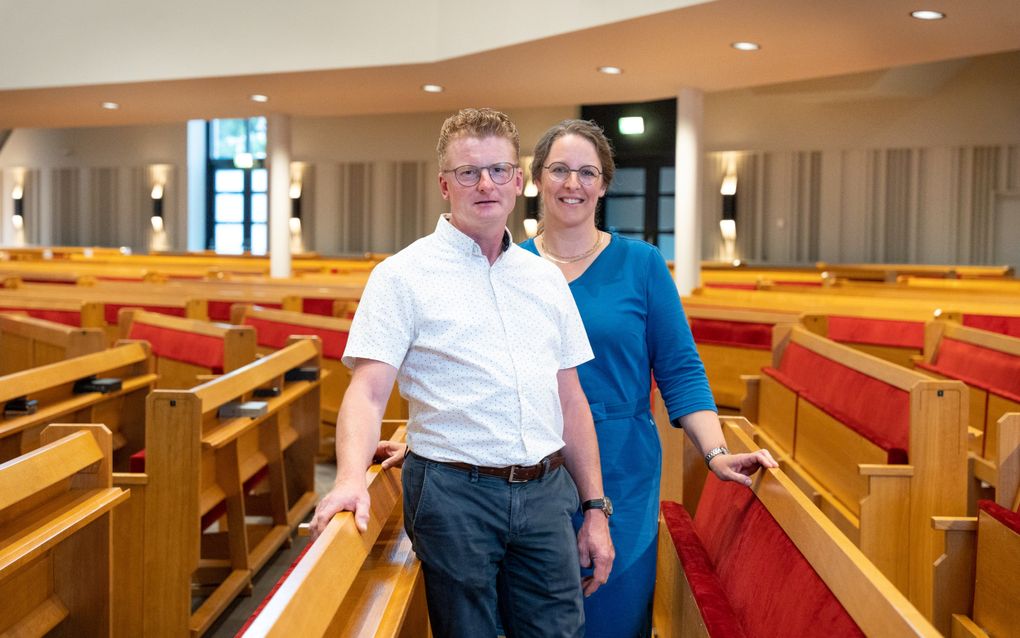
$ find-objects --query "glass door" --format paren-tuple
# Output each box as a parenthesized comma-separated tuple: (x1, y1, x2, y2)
(206, 117, 267, 254)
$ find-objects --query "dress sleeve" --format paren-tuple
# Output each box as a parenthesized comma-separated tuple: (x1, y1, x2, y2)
(341, 261, 415, 370)
(644, 248, 717, 419)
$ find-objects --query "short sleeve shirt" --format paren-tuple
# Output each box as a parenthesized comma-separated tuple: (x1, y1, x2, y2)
(342, 215, 593, 466)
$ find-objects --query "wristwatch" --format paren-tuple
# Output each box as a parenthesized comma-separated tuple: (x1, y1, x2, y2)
(704, 446, 729, 469)
(581, 497, 613, 518)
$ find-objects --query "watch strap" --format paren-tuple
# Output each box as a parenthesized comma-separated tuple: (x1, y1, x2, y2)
(704, 446, 729, 469)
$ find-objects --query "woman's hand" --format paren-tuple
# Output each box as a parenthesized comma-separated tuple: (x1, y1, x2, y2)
(709, 449, 778, 486)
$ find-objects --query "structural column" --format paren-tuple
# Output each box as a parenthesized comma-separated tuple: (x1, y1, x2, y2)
(268, 113, 292, 278)
(674, 87, 703, 295)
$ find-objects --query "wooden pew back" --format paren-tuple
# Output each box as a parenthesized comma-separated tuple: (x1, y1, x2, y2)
(0, 312, 105, 374)
(0, 424, 129, 637)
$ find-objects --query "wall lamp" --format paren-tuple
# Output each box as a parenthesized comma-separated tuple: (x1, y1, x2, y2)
(719, 173, 737, 260)
(150, 182, 165, 231)
(11, 183, 24, 226)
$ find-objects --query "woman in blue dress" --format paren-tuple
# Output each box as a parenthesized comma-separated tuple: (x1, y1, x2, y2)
(520, 119, 777, 638)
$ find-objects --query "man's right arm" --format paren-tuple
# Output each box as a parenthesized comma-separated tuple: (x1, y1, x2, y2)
(308, 358, 399, 540)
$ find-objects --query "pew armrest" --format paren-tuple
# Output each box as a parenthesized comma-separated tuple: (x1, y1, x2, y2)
(740, 375, 760, 423)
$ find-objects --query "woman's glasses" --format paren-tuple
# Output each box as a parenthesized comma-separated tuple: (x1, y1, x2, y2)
(543, 163, 602, 186)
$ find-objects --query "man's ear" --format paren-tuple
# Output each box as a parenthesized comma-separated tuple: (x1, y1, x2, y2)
(514, 166, 524, 195)
(439, 173, 451, 200)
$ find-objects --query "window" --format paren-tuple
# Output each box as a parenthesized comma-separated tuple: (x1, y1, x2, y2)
(601, 163, 674, 255)
(206, 117, 267, 254)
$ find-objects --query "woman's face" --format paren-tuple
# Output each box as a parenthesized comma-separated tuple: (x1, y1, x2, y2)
(536, 134, 607, 228)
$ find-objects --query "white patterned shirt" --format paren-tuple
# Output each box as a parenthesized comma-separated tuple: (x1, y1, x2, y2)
(343, 215, 594, 466)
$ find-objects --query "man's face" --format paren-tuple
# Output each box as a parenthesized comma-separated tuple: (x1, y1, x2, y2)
(439, 135, 523, 234)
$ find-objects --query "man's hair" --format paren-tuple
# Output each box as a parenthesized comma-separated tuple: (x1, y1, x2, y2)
(530, 119, 615, 190)
(437, 108, 520, 168)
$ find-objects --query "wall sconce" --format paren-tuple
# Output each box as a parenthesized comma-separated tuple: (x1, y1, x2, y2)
(150, 182, 164, 231)
(12, 184, 24, 227)
(289, 180, 302, 221)
(523, 218, 538, 239)
(719, 173, 738, 261)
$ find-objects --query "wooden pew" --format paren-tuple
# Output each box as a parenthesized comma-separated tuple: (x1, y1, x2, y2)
(117, 308, 256, 389)
(237, 427, 430, 637)
(684, 305, 799, 410)
(0, 342, 156, 463)
(231, 304, 407, 456)
(653, 417, 939, 638)
(914, 322, 1020, 509)
(742, 324, 968, 625)
(0, 423, 129, 637)
(0, 294, 105, 329)
(111, 337, 323, 637)
(0, 312, 105, 374)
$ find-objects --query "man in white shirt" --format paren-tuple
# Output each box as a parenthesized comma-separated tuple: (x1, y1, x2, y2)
(309, 108, 613, 637)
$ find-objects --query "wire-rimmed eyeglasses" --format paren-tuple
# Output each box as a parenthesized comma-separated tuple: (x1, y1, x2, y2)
(442, 163, 518, 187)
(543, 162, 603, 186)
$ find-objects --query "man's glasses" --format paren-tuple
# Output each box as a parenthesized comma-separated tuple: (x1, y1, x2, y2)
(442, 163, 518, 187)
(543, 162, 603, 187)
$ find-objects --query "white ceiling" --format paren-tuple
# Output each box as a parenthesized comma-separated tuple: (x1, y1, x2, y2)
(1, 0, 1018, 129)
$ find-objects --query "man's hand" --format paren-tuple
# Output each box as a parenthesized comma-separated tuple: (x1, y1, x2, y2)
(709, 449, 779, 487)
(576, 511, 614, 596)
(374, 441, 407, 470)
(308, 480, 371, 541)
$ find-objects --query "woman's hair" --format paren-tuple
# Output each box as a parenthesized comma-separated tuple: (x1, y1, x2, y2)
(529, 119, 615, 190)
(436, 108, 520, 168)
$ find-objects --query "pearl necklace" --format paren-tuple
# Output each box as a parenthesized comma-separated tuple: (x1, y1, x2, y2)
(539, 232, 602, 264)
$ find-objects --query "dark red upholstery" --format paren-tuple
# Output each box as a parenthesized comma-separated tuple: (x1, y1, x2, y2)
(693, 478, 866, 637)
(235, 539, 315, 636)
(917, 337, 1020, 403)
(775, 342, 910, 463)
(301, 298, 335, 316)
(206, 300, 282, 322)
(827, 316, 924, 349)
(964, 314, 1020, 339)
(244, 316, 348, 360)
(690, 318, 772, 350)
(661, 501, 747, 637)
(105, 303, 186, 324)
(127, 322, 226, 371)
(0, 306, 81, 326)
(978, 499, 1020, 529)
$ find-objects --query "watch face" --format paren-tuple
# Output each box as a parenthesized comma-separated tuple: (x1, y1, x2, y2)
(603, 497, 613, 516)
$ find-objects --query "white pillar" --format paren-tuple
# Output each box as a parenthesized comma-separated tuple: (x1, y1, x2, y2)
(268, 113, 292, 278)
(674, 88, 703, 295)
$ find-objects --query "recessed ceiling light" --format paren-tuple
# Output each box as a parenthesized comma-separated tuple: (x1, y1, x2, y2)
(731, 42, 761, 51)
(597, 66, 623, 75)
(101, 102, 120, 110)
(422, 84, 444, 93)
(250, 94, 269, 103)
(910, 10, 945, 20)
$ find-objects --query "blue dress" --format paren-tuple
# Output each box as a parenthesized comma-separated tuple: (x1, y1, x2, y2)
(521, 234, 716, 638)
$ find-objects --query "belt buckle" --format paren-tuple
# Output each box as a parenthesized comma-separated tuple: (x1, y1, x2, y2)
(508, 465, 527, 483)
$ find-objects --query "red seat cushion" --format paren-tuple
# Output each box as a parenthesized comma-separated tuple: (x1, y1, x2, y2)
(0, 306, 81, 326)
(977, 499, 1020, 529)
(918, 337, 1020, 403)
(776, 342, 910, 463)
(692, 478, 866, 637)
(690, 318, 773, 350)
(127, 322, 226, 372)
(244, 316, 348, 360)
(827, 316, 924, 349)
(964, 314, 1020, 339)
(301, 298, 335, 316)
(235, 540, 315, 636)
(105, 303, 186, 325)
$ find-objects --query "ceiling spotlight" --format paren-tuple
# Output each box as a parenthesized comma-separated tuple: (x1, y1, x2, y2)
(731, 42, 761, 51)
(910, 10, 945, 20)
(597, 66, 623, 75)
(250, 94, 269, 103)
(421, 84, 444, 93)
(101, 102, 120, 110)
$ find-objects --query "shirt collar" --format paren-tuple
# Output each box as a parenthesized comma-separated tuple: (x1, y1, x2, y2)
(436, 214, 513, 256)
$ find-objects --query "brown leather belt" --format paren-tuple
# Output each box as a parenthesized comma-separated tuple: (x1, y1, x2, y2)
(437, 449, 565, 483)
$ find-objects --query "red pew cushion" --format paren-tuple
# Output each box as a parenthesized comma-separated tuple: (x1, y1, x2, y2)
(127, 322, 226, 371)
(301, 298, 335, 316)
(235, 540, 315, 636)
(775, 341, 910, 463)
(0, 306, 81, 327)
(244, 316, 348, 360)
(690, 318, 773, 350)
(978, 499, 1020, 530)
(917, 337, 1020, 403)
(827, 316, 924, 349)
(105, 303, 186, 325)
(692, 478, 866, 637)
(207, 300, 282, 322)
(964, 314, 1020, 339)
